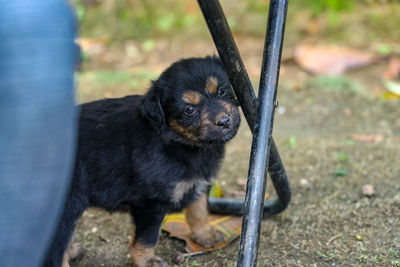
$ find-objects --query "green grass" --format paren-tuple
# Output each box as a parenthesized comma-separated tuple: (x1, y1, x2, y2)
(305, 76, 365, 94)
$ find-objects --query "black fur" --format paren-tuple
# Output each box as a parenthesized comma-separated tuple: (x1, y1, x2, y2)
(43, 56, 240, 266)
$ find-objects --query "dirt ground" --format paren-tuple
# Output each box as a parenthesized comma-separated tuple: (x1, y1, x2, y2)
(70, 36, 400, 267)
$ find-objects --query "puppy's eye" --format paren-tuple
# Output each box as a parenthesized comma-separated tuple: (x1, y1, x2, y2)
(184, 105, 196, 115)
(217, 87, 226, 96)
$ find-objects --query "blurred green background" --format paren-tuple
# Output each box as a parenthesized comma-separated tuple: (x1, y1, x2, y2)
(73, 0, 400, 46)
(73, 0, 400, 102)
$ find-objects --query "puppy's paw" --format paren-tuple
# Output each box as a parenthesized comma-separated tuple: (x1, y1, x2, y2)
(67, 242, 84, 262)
(190, 225, 225, 248)
(144, 256, 168, 267)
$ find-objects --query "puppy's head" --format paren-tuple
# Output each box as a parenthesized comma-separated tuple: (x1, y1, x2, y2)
(142, 56, 240, 146)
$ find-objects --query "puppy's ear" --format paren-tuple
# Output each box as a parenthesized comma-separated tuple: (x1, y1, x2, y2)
(141, 86, 165, 126)
(207, 55, 224, 67)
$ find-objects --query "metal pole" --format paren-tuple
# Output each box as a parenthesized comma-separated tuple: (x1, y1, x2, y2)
(237, 0, 288, 265)
(198, 0, 290, 218)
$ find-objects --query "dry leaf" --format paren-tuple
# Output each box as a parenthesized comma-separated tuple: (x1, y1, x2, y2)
(75, 37, 110, 55)
(162, 213, 242, 253)
(383, 80, 400, 96)
(295, 44, 377, 75)
(382, 58, 400, 80)
(382, 91, 400, 100)
(98, 235, 110, 243)
(351, 134, 383, 143)
(209, 183, 224, 198)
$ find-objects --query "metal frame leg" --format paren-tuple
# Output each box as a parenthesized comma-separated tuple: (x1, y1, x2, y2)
(198, 0, 290, 216)
(198, 0, 290, 265)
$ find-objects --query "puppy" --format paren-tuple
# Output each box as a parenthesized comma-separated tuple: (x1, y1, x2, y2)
(44, 56, 240, 267)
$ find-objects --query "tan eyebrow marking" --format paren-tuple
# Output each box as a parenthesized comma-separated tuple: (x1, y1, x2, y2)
(182, 91, 202, 105)
(205, 76, 218, 94)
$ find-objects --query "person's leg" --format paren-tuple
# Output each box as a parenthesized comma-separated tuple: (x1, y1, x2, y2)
(0, 1, 78, 266)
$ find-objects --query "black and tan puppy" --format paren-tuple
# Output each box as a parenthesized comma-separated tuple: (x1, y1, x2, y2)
(44, 56, 240, 267)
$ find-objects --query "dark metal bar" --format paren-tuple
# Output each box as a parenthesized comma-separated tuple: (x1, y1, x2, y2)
(237, 0, 288, 265)
(197, 0, 290, 217)
(197, 0, 257, 130)
(208, 141, 290, 217)
(198, 0, 289, 265)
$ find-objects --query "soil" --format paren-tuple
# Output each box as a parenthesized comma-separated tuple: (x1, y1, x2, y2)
(71, 36, 400, 267)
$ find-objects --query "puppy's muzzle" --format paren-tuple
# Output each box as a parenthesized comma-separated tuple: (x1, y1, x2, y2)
(215, 114, 231, 128)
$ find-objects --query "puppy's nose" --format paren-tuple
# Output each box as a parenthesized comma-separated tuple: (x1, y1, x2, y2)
(216, 116, 231, 128)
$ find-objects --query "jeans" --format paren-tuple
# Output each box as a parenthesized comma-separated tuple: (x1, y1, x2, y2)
(0, 1, 77, 266)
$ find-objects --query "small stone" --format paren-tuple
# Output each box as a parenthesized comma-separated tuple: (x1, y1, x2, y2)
(362, 184, 375, 197)
(173, 252, 185, 264)
(300, 179, 310, 187)
(91, 227, 98, 233)
(343, 107, 352, 116)
(277, 106, 286, 115)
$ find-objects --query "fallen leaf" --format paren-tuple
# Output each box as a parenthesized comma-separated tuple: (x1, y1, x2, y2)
(382, 91, 400, 100)
(362, 184, 375, 197)
(209, 183, 224, 198)
(98, 235, 110, 243)
(351, 134, 383, 143)
(162, 213, 242, 253)
(383, 80, 400, 96)
(382, 58, 400, 80)
(294, 44, 377, 75)
(75, 36, 110, 55)
(352, 234, 363, 241)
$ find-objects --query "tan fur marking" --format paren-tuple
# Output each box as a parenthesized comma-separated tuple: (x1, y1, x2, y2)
(185, 193, 224, 248)
(182, 91, 202, 105)
(130, 241, 156, 267)
(169, 119, 198, 141)
(199, 112, 213, 138)
(218, 100, 233, 113)
(172, 180, 196, 203)
(205, 76, 218, 94)
(185, 194, 209, 233)
(61, 254, 70, 267)
(61, 226, 78, 267)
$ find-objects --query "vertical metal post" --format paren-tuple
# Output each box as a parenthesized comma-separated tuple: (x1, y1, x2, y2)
(198, 0, 291, 218)
(237, 0, 288, 266)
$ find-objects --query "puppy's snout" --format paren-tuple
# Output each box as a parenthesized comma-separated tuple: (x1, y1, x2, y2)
(215, 115, 231, 128)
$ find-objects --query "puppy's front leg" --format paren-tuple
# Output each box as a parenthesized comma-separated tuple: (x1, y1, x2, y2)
(184, 193, 224, 248)
(130, 209, 167, 267)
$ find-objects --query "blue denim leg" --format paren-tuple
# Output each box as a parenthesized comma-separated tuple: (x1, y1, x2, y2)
(0, 1, 78, 267)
